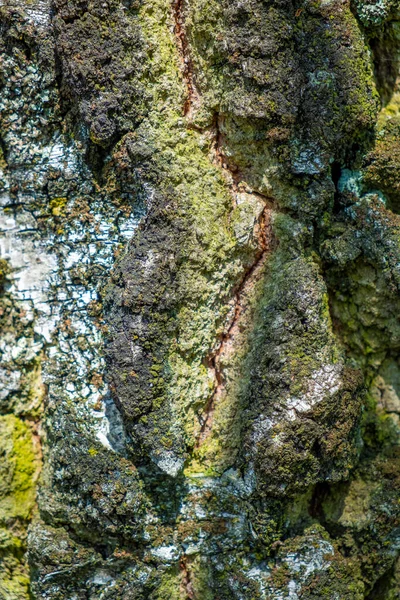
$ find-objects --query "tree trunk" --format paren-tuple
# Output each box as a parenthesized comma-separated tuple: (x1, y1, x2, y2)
(0, 0, 400, 597)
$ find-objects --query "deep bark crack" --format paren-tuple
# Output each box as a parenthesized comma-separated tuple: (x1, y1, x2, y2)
(196, 205, 273, 446)
(172, 0, 199, 117)
(170, 6, 275, 449)
(180, 556, 195, 599)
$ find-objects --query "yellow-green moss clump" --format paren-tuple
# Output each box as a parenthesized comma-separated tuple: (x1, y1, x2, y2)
(0, 415, 39, 599)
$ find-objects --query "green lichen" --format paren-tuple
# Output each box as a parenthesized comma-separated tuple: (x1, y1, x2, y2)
(318, 177, 400, 595)
(151, 566, 182, 600)
(0, 415, 39, 599)
(187, 0, 378, 217)
(0, 258, 10, 291)
(354, 0, 399, 27)
(363, 92, 400, 211)
(105, 0, 267, 473)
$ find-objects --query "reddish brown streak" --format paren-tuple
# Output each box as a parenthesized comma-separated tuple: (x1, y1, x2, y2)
(170, 4, 275, 448)
(180, 556, 195, 599)
(196, 206, 273, 446)
(172, 0, 197, 116)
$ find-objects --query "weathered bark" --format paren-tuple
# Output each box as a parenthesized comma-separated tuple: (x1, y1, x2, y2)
(0, 0, 399, 597)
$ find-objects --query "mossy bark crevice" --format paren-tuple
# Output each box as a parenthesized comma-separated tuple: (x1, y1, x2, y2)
(196, 204, 274, 447)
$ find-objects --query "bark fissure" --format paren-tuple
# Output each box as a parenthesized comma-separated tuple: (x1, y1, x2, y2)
(196, 205, 273, 446)
(180, 556, 195, 599)
(169, 17, 276, 448)
(172, 0, 198, 116)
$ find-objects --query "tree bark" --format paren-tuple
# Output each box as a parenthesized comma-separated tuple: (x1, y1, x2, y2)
(0, 0, 400, 597)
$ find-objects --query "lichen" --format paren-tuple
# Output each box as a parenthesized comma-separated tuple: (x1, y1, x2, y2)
(0, 415, 39, 599)
(1, 0, 400, 597)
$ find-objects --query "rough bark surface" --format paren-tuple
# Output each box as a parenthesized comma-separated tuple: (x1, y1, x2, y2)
(0, 0, 400, 598)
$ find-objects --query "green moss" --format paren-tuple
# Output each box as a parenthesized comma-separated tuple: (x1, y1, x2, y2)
(105, 0, 268, 473)
(0, 415, 38, 522)
(0, 416, 39, 599)
(363, 93, 400, 212)
(150, 566, 182, 600)
(49, 196, 68, 217)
